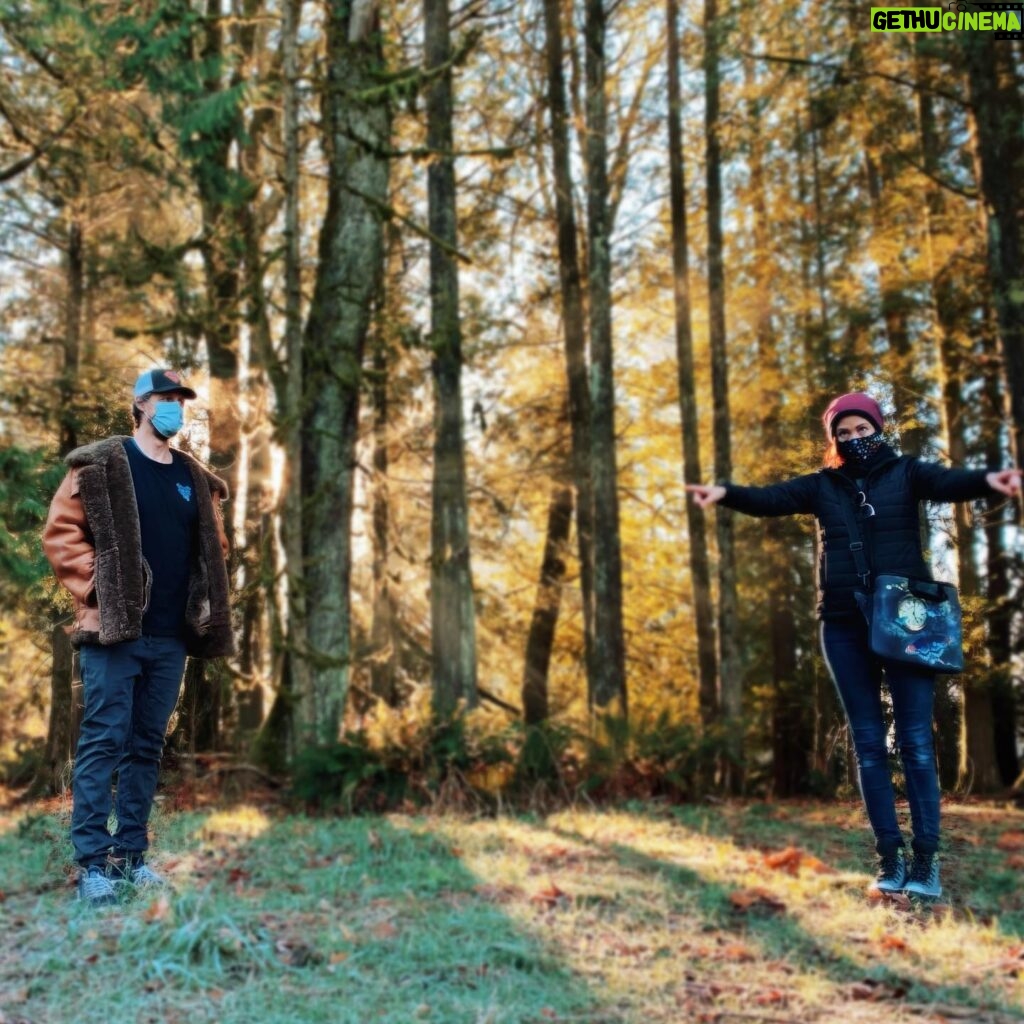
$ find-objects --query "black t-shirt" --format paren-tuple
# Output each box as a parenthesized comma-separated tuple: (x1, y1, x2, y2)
(124, 438, 199, 636)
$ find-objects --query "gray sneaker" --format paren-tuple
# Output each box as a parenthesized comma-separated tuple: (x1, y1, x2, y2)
(110, 857, 169, 889)
(904, 852, 941, 898)
(77, 866, 118, 907)
(869, 847, 907, 894)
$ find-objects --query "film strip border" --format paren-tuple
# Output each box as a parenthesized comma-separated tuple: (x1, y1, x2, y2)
(950, 1, 1024, 37)
(994, 0, 1023, 40)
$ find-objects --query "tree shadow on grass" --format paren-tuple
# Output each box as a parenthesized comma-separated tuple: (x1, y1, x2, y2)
(618, 798, 1024, 939)
(0, 807, 622, 1024)
(542, 815, 1022, 1019)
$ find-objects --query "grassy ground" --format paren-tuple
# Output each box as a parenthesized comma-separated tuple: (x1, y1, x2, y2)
(1, 793, 1022, 1023)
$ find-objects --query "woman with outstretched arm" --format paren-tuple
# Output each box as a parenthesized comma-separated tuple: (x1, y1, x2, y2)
(686, 392, 1022, 898)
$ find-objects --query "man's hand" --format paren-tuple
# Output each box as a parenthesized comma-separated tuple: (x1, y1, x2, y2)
(685, 484, 727, 509)
(986, 469, 1022, 497)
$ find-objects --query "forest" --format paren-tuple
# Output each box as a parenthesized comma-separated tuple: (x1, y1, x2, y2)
(0, 0, 1022, 804)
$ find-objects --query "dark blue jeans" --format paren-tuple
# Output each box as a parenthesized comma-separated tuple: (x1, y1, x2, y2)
(820, 616, 940, 856)
(72, 636, 187, 868)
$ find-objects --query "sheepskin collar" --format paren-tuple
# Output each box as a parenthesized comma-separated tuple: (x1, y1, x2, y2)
(66, 435, 229, 500)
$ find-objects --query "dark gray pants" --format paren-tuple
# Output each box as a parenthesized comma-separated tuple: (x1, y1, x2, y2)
(72, 636, 187, 868)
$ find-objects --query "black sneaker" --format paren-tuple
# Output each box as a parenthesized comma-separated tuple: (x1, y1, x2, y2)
(904, 852, 941, 898)
(77, 866, 117, 907)
(869, 847, 907, 894)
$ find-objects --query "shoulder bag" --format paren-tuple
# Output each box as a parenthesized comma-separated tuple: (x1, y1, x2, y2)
(832, 479, 964, 674)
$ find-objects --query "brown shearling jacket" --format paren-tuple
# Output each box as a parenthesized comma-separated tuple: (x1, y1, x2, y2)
(42, 436, 234, 658)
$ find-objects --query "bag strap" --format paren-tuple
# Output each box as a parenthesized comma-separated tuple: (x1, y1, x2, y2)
(830, 475, 873, 590)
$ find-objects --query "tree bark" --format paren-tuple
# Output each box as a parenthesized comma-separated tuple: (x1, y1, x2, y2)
(704, 0, 741, 778)
(369, 271, 398, 705)
(36, 214, 84, 796)
(541, 0, 598, 700)
(522, 483, 574, 725)
(301, 0, 390, 739)
(583, 0, 627, 714)
(963, 39, 1024, 478)
(795, 108, 841, 789)
(425, 0, 478, 717)
(983, 353, 1019, 785)
(743, 55, 810, 795)
(667, 0, 718, 735)
(33, 622, 76, 796)
(916, 48, 997, 792)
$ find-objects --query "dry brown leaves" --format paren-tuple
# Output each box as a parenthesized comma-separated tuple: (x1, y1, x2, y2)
(728, 887, 787, 914)
(762, 845, 836, 876)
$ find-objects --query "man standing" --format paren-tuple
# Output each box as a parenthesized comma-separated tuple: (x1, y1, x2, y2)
(43, 368, 233, 906)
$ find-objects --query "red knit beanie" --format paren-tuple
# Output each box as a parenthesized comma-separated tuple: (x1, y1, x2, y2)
(822, 392, 884, 438)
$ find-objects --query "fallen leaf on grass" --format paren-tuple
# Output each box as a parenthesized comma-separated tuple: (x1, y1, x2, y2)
(530, 883, 568, 909)
(878, 935, 910, 953)
(763, 846, 836, 875)
(754, 989, 788, 1006)
(729, 888, 786, 914)
(867, 888, 911, 910)
(371, 921, 399, 940)
(142, 895, 172, 923)
(995, 831, 1024, 852)
(763, 847, 802, 873)
(718, 943, 756, 962)
(611, 942, 649, 957)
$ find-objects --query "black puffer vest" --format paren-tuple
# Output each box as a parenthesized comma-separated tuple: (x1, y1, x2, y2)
(720, 450, 992, 619)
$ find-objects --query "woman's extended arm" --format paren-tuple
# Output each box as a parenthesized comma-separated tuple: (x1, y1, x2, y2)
(909, 459, 1022, 503)
(686, 474, 819, 517)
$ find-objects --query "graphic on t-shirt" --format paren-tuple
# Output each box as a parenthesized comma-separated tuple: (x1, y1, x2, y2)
(177, 483, 192, 502)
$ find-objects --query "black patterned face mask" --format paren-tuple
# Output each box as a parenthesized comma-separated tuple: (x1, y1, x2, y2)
(837, 432, 886, 464)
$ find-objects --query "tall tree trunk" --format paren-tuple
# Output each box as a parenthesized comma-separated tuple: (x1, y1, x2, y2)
(964, 40, 1024, 478)
(233, 0, 279, 743)
(667, 0, 717, 735)
(583, 0, 627, 714)
(954, 58, 1019, 790)
(36, 214, 84, 796)
(369, 262, 398, 705)
(425, 0, 477, 717)
(917, 44, 962, 786)
(796, 109, 841, 788)
(253, 0, 305, 764)
(541, 0, 598, 700)
(983, 352, 1019, 785)
(704, 0, 741, 778)
(175, 1, 246, 755)
(33, 622, 76, 797)
(744, 55, 809, 796)
(522, 481, 574, 725)
(301, 0, 390, 739)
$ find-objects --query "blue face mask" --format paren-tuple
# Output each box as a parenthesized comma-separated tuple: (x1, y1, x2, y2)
(150, 401, 184, 438)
